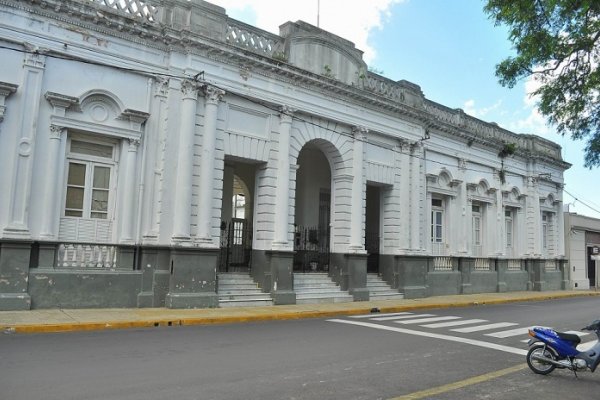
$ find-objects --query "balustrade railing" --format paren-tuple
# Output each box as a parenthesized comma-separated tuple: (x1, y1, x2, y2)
(474, 258, 492, 271)
(225, 21, 280, 56)
(433, 257, 453, 271)
(56, 243, 118, 268)
(88, 0, 158, 22)
(507, 259, 523, 271)
(545, 259, 558, 271)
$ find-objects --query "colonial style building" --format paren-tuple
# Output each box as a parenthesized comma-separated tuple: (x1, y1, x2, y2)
(0, 0, 570, 310)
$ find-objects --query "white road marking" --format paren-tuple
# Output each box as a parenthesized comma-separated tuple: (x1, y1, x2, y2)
(421, 319, 489, 328)
(451, 322, 518, 333)
(485, 327, 533, 338)
(395, 316, 462, 325)
(371, 313, 435, 321)
(327, 319, 527, 356)
(349, 312, 414, 319)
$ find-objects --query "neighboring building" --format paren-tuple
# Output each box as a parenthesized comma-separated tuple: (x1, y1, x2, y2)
(564, 210, 600, 289)
(0, 0, 570, 310)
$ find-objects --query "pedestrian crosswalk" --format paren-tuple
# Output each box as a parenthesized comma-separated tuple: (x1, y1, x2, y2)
(341, 311, 593, 345)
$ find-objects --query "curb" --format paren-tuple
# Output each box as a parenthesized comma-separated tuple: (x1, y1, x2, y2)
(3, 291, 599, 334)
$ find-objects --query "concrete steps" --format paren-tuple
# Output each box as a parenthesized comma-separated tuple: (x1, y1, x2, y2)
(294, 273, 354, 304)
(217, 273, 273, 307)
(366, 273, 404, 300)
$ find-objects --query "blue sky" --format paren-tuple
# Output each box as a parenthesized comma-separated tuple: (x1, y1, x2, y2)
(213, 0, 600, 219)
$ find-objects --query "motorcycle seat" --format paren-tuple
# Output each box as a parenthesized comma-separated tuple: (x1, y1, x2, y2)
(556, 331, 582, 344)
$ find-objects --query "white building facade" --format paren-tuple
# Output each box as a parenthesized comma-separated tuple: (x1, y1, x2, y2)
(0, 0, 570, 310)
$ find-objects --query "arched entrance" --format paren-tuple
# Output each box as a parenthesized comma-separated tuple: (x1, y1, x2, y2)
(293, 142, 332, 272)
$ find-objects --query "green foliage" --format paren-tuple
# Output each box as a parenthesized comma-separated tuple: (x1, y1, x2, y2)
(484, 0, 600, 167)
(498, 142, 517, 158)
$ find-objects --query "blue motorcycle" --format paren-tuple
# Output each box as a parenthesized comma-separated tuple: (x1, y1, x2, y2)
(527, 319, 600, 377)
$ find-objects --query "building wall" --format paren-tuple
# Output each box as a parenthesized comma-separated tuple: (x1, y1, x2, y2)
(0, 0, 572, 309)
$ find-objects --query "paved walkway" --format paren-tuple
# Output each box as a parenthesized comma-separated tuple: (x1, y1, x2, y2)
(1, 290, 599, 334)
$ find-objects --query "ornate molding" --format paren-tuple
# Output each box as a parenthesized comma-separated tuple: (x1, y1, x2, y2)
(0, 82, 18, 122)
(128, 137, 141, 149)
(49, 124, 66, 139)
(352, 125, 368, 141)
(181, 79, 201, 99)
(153, 76, 169, 97)
(279, 105, 296, 123)
(203, 85, 226, 104)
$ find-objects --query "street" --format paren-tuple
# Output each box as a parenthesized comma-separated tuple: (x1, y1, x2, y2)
(1, 297, 599, 400)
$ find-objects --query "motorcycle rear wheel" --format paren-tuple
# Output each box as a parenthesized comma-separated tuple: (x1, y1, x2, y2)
(527, 344, 557, 375)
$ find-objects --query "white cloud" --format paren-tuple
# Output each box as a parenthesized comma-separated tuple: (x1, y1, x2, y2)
(463, 99, 503, 119)
(209, 0, 403, 63)
(505, 75, 554, 137)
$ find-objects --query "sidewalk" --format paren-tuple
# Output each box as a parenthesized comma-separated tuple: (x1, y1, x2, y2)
(1, 290, 599, 334)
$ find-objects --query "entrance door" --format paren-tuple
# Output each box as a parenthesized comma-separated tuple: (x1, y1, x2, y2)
(219, 218, 252, 272)
(365, 185, 381, 273)
(588, 247, 597, 288)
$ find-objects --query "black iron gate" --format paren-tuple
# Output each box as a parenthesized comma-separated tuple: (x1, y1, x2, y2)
(293, 225, 330, 272)
(219, 218, 252, 272)
(293, 190, 331, 272)
(365, 230, 380, 273)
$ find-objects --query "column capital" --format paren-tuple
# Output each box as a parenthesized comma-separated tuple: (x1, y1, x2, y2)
(181, 79, 201, 99)
(49, 124, 66, 139)
(279, 105, 296, 122)
(203, 85, 226, 104)
(128, 137, 141, 149)
(352, 125, 368, 141)
(153, 76, 169, 97)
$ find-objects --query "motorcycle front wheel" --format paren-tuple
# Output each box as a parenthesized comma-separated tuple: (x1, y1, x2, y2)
(526, 344, 557, 375)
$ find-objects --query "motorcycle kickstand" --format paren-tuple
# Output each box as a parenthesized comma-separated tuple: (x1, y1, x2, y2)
(570, 359, 579, 379)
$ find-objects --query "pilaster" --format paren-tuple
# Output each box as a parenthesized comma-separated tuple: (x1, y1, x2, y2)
(3, 52, 46, 239)
(171, 79, 200, 245)
(272, 106, 295, 251)
(349, 126, 367, 252)
(120, 138, 140, 244)
(195, 84, 225, 247)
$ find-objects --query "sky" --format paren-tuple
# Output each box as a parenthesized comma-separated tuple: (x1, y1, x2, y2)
(210, 0, 600, 219)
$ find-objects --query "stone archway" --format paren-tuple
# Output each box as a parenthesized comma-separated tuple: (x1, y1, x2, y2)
(293, 141, 332, 272)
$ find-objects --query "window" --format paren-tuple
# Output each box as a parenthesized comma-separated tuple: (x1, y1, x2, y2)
(505, 210, 513, 250)
(472, 203, 482, 256)
(64, 138, 116, 220)
(542, 213, 548, 250)
(431, 198, 443, 243)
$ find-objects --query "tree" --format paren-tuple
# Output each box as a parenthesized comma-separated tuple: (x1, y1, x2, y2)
(484, 0, 600, 167)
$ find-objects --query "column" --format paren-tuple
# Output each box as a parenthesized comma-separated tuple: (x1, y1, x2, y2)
(556, 197, 565, 257)
(142, 76, 169, 243)
(171, 79, 200, 243)
(39, 125, 66, 238)
(527, 176, 542, 256)
(120, 138, 140, 244)
(495, 188, 504, 255)
(3, 52, 45, 238)
(195, 85, 225, 245)
(272, 106, 295, 249)
(410, 142, 424, 251)
(457, 159, 468, 254)
(397, 140, 411, 251)
(349, 126, 367, 252)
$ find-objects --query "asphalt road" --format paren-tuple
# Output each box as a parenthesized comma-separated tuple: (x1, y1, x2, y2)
(1, 297, 599, 400)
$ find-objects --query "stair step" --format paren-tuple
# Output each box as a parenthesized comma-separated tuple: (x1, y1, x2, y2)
(219, 299, 274, 308)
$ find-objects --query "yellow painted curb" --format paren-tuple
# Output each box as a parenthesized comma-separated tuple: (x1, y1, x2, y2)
(2, 291, 599, 334)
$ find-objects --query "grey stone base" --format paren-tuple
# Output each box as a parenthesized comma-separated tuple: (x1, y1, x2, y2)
(403, 286, 428, 299)
(272, 290, 296, 305)
(165, 292, 218, 309)
(351, 287, 369, 301)
(137, 292, 154, 308)
(0, 293, 31, 310)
